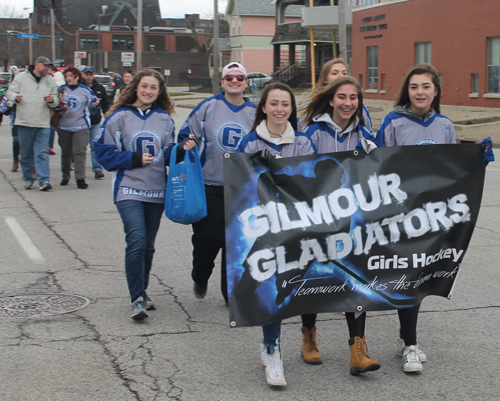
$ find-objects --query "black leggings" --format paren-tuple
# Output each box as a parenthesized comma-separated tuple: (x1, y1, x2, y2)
(398, 304, 420, 346)
(301, 312, 366, 339)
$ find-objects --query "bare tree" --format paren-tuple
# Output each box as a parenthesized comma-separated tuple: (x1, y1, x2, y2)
(0, 5, 25, 18)
(0, 16, 30, 69)
(185, 16, 213, 78)
(185, 13, 229, 78)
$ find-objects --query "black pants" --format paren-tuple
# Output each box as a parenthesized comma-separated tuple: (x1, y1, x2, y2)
(398, 304, 420, 345)
(191, 185, 227, 301)
(302, 312, 367, 339)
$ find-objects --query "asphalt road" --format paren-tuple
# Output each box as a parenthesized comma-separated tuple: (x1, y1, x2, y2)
(0, 110, 499, 401)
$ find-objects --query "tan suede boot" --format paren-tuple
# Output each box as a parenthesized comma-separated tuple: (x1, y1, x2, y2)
(11, 160, 19, 172)
(301, 326, 322, 364)
(349, 336, 381, 375)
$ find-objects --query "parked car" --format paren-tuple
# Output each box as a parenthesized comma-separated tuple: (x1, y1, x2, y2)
(0, 72, 12, 90)
(94, 74, 114, 97)
(247, 72, 272, 88)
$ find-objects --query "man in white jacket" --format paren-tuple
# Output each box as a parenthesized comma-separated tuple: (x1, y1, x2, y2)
(7, 56, 59, 191)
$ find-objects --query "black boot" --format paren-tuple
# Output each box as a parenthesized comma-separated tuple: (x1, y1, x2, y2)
(77, 179, 88, 189)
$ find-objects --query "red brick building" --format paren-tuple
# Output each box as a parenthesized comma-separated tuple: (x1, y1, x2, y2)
(352, 0, 500, 107)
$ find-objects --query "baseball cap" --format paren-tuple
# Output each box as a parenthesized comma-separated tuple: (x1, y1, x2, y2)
(222, 62, 247, 79)
(82, 65, 95, 74)
(35, 56, 53, 66)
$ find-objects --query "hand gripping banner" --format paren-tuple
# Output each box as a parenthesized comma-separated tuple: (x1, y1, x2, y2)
(224, 144, 487, 328)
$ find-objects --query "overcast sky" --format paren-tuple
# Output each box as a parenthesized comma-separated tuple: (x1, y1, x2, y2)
(10, 0, 229, 19)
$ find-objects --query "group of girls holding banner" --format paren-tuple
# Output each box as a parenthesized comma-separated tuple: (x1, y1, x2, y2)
(239, 60, 471, 387)
(94, 59, 489, 387)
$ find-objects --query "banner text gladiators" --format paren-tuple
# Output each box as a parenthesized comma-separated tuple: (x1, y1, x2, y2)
(238, 172, 471, 282)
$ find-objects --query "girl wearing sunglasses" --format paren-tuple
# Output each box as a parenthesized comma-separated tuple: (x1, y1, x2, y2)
(174, 62, 256, 304)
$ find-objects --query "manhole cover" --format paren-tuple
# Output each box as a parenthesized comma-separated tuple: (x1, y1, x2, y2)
(0, 294, 91, 318)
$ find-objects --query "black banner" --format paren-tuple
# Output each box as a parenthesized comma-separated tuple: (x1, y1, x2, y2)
(224, 145, 487, 328)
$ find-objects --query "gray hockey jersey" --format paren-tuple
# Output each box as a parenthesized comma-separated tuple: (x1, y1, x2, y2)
(305, 113, 380, 153)
(177, 92, 256, 186)
(378, 106, 457, 146)
(58, 84, 99, 132)
(94, 106, 176, 203)
(236, 120, 317, 157)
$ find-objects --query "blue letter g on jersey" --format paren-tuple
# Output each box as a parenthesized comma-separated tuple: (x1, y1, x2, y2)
(221, 127, 243, 149)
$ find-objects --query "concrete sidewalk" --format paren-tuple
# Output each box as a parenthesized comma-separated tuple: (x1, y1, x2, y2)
(172, 92, 500, 146)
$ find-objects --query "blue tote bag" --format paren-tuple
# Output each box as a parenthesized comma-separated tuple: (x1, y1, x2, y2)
(165, 144, 207, 224)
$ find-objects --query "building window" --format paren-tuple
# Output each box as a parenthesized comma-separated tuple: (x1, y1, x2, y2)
(358, 0, 380, 5)
(145, 36, 165, 52)
(471, 74, 479, 93)
(176, 36, 196, 52)
(487, 37, 500, 93)
(367, 46, 378, 90)
(238, 18, 242, 35)
(80, 34, 99, 50)
(112, 35, 134, 51)
(232, 18, 236, 36)
(415, 42, 431, 64)
(296, 45, 306, 67)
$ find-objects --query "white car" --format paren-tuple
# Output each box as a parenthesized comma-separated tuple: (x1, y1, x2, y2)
(247, 72, 272, 88)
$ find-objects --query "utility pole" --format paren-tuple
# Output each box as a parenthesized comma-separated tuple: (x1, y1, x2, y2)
(212, 0, 219, 95)
(137, 0, 142, 70)
(29, 14, 33, 65)
(309, 0, 316, 86)
(50, 1, 56, 63)
(97, 13, 101, 71)
(338, 0, 347, 59)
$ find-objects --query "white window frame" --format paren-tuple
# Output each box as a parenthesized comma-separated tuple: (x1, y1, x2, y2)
(415, 42, 431, 64)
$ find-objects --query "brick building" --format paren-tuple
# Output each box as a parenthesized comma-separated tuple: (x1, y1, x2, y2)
(13, 1, 226, 84)
(351, 0, 500, 107)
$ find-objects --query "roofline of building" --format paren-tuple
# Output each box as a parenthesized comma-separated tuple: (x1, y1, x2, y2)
(353, 0, 411, 12)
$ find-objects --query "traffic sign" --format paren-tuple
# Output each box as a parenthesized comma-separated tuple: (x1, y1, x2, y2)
(17, 33, 39, 39)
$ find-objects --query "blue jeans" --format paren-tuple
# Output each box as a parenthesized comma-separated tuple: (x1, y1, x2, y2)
(116, 200, 164, 303)
(262, 321, 281, 353)
(13, 135, 20, 161)
(17, 126, 50, 184)
(89, 124, 103, 172)
(49, 126, 56, 148)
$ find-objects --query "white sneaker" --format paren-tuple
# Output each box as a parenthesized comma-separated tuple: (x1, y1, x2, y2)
(396, 339, 427, 362)
(131, 296, 148, 320)
(264, 350, 287, 386)
(402, 345, 423, 372)
(260, 343, 270, 367)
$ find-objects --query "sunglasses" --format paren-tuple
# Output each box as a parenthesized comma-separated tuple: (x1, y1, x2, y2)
(224, 74, 245, 82)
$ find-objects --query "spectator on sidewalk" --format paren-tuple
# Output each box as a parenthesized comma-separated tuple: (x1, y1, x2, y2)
(6, 56, 59, 191)
(82, 65, 110, 179)
(56, 65, 100, 189)
(113, 70, 134, 103)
